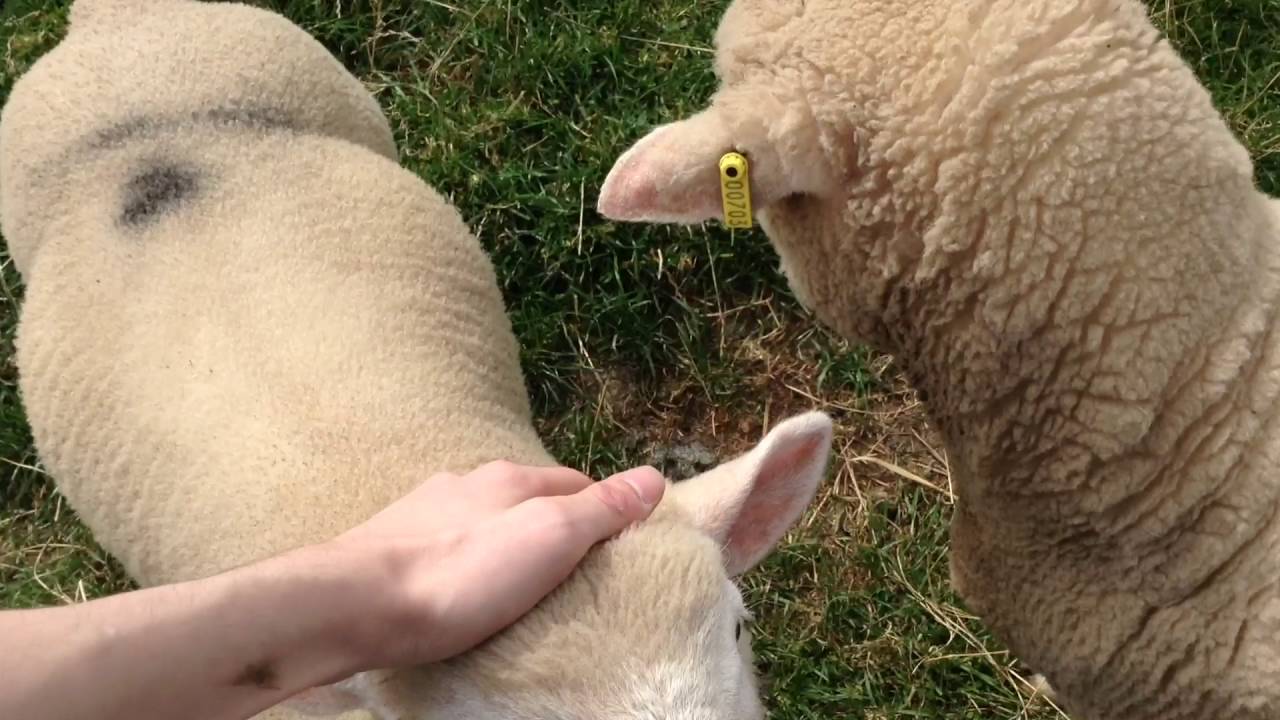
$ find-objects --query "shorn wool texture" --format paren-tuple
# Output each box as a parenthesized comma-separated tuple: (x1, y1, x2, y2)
(600, 0, 1280, 718)
(0, 0, 836, 718)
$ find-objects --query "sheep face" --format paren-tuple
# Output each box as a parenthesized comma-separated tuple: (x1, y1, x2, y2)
(288, 413, 835, 720)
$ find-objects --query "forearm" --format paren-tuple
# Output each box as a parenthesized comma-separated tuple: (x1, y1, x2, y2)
(0, 462, 661, 720)
(0, 545, 372, 720)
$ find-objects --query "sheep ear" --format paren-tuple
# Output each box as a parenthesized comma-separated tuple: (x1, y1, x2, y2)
(673, 412, 834, 575)
(598, 92, 833, 225)
(597, 110, 732, 224)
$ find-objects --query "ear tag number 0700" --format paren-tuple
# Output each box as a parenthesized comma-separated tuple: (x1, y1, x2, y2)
(719, 152, 753, 229)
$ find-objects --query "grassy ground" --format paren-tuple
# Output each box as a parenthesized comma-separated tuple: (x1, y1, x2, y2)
(2, 0, 1278, 717)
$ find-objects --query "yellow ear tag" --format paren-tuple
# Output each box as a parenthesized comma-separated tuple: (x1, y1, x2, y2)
(718, 152, 753, 229)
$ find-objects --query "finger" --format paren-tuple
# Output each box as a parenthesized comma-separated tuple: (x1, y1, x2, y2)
(475, 460, 594, 504)
(539, 466, 667, 546)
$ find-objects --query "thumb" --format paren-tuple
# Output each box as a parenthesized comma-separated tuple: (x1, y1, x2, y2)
(558, 466, 667, 546)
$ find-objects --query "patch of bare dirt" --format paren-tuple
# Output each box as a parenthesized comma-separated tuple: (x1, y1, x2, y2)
(538, 293, 954, 537)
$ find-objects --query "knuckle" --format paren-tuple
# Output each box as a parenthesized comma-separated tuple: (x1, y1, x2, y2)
(485, 459, 519, 474)
(480, 459, 522, 481)
(527, 495, 564, 519)
(517, 470, 551, 493)
(548, 515, 579, 545)
(434, 526, 468, 556)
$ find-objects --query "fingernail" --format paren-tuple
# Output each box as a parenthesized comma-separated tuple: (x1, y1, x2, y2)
(612, 466, 665, 509)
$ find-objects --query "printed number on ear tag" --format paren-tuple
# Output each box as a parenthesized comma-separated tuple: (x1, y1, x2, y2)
(719, 152, 753, 230)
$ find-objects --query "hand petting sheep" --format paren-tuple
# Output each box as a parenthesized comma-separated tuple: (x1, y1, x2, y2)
(601, 1, 1280, 718)
(0, 0, 837, 718)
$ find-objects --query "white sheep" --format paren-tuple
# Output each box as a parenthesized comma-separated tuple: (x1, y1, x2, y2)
(599, 1, 1280, 718)
(0, 1, 836, 718)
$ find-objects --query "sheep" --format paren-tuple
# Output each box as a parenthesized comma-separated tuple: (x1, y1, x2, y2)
(0, 0, 837, 718)
(597, 1, 1280, 718)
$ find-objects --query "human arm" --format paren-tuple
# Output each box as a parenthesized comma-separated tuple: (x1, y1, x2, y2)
(0, 462, 666, 720)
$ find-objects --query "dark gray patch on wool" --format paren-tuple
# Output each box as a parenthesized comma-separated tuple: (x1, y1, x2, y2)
(120, 163, 199, 226)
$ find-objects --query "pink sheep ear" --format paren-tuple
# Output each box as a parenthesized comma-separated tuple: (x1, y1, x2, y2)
(598, 90, 834, 226)
(673, 412, 834, 575)
(597, 111, 732, 224)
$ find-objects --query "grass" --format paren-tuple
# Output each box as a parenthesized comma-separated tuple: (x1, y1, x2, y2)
(2, 0, 1278, 717)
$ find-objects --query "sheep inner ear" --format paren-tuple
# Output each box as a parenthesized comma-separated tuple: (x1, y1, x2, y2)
(597, 111, 740, 224)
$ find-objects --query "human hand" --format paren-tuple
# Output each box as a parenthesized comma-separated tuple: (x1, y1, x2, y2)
(325, 461, 667, 671)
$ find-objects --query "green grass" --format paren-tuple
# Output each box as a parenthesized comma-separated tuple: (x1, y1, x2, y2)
(2, 0, 1278, 717)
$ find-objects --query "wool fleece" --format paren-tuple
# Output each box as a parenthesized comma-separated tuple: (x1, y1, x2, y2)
(599, 0, 1280, 718)
(0, 1, 836, 718)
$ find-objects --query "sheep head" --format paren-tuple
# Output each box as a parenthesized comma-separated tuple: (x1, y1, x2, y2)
(598, 0, 1253, 352)
(288, 412, 836, 720)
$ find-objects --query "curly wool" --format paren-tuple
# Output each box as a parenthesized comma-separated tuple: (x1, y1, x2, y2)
(600, 1, 1280, 718)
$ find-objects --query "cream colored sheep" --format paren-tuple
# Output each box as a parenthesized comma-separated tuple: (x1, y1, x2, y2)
(599, 1, 1280, 718)
(0, 1, 836, 718)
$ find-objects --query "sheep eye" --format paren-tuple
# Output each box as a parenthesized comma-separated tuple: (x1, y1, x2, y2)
(735, 621, 743, 641)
